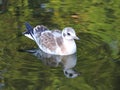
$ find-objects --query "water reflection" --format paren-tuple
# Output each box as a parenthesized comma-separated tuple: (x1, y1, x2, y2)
(0, 0, 119, 89)
(0, 69, 6, 90)
(23, 49, 80, 78)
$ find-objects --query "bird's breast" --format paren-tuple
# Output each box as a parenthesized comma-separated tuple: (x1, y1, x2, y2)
(58, 40, 76, 55)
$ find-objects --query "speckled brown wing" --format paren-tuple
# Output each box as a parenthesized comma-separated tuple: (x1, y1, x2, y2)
(39, 32, 57, 51)
(56, 36, 66, 53)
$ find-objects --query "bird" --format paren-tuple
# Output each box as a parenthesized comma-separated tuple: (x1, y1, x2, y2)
(23, 22, 79, 55)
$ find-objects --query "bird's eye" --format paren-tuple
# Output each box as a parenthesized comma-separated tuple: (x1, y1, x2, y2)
(67, 33, 71, 36)
(69, 73, 73, 77)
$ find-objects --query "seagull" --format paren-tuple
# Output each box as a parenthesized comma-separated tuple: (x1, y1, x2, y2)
(23, 22, 79, 55)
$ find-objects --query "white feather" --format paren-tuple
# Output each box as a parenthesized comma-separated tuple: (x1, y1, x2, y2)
(24, 34, 34, 40)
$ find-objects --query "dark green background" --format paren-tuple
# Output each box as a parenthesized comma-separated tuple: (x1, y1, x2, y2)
(0, 0, 120, 90)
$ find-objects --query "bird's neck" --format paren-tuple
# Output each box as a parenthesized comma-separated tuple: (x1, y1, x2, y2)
(63, 39, 76, 54)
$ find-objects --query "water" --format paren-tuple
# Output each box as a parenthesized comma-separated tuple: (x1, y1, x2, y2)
(20, 49, 79, 78)
(0, 0, 120, 90)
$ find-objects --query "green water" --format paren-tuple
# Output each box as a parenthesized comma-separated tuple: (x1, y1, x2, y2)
(0, 0, 120, 90)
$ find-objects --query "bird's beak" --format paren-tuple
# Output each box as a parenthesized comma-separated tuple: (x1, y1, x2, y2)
(74, 36, 80, 40)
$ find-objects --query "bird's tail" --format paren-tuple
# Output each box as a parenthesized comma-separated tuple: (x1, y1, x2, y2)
(24, 22, 34, 34)
(23, 22, 34, 40)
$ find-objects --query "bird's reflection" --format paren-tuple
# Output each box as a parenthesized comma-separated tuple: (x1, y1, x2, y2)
(0, 69, 6, 89)
(25, 49, 80, 78)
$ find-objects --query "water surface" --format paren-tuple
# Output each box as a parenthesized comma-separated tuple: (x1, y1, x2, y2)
(0, 0, 120, 90)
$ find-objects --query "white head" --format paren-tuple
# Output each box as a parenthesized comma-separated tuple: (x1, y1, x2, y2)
(62, 27, 79, 40)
